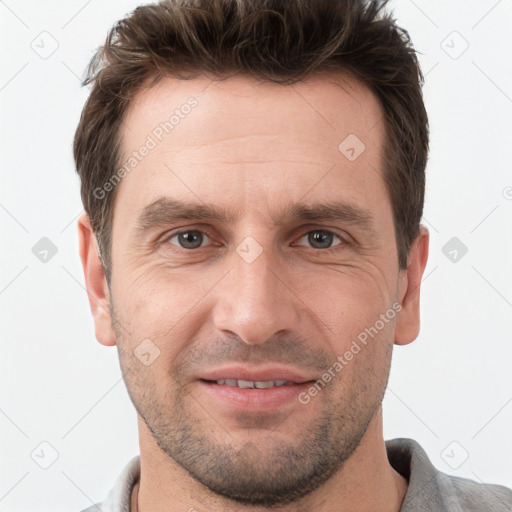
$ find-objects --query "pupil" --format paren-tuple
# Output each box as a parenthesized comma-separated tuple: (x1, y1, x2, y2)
(309, 230, 332, 249)
(179, 231, 202, 249)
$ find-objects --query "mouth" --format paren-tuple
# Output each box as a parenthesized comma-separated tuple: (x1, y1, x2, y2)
(196, 369, 316, 411)
(201, 379, 297, 389)
(198, 366, 315, 386)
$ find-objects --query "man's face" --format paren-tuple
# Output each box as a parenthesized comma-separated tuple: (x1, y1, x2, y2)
(107, 73, 405, 505)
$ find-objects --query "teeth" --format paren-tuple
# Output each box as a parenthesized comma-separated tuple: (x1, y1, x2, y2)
(255, 381, 273, 389)
(237, 379, 255, 389)
(214, 379, 292, 388)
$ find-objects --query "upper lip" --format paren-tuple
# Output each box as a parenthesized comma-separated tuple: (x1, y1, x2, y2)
(198, 365, 316, 384)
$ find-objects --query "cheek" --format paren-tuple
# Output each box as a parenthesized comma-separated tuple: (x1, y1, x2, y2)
(113, 241, 397, 356)
(330, 316, 395, 396)
(112, 264, 218, 352)
(290, 260, 396, 339)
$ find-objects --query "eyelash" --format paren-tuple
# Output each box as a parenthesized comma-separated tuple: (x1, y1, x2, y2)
(163, 227, 348, 253)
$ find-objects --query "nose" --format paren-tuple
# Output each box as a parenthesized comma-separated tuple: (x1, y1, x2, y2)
(212, 242, 300, 345)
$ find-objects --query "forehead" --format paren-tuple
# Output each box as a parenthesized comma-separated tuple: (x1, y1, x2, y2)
(114, 71, 389, 224)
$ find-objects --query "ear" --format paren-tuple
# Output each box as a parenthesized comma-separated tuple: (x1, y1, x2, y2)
(394, 225, 429, 346)
(77, 212, 116, 346)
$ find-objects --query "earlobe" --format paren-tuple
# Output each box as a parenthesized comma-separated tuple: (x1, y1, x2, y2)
(77, 213, 116, 347)
(394, 225, 429, 346)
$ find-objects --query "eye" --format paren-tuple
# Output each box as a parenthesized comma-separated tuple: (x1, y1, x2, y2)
(294, 229, 344, 250)
(167, 230, 212, 249)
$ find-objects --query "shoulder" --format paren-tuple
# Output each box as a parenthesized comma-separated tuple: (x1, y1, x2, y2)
(440, 471, 512, 511)
(76, 455, 140, 512)
(386, 438, 512, 511)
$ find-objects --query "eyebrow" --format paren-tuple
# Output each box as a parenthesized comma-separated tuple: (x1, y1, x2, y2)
(136, 197, 242, 233)
(135, 196, 376, 234)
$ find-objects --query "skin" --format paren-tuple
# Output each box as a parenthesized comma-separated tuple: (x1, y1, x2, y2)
(78, 71, 429, 512)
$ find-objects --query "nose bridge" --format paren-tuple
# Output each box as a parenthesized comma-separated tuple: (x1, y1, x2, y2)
(235, 245, 276, 307)
(212, 236, 299, 345)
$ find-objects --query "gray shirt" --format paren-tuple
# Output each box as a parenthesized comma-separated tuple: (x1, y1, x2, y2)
(80, 438, 512, 511)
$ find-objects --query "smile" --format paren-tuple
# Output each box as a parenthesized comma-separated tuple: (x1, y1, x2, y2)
(205, 379, 295, 388)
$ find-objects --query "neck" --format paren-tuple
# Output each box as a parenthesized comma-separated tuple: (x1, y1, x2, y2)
(132, 409, 408, 512)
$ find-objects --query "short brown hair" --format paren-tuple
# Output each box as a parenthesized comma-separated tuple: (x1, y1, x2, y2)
(73, 0, 428, 281)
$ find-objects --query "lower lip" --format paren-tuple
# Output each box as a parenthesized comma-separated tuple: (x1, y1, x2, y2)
(198, 380, 314, 410)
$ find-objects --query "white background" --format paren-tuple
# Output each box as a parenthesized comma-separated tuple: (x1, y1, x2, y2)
(0, 1, 511, 510)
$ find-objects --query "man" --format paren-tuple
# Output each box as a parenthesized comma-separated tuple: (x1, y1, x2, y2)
(73, 0, 512, 511)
